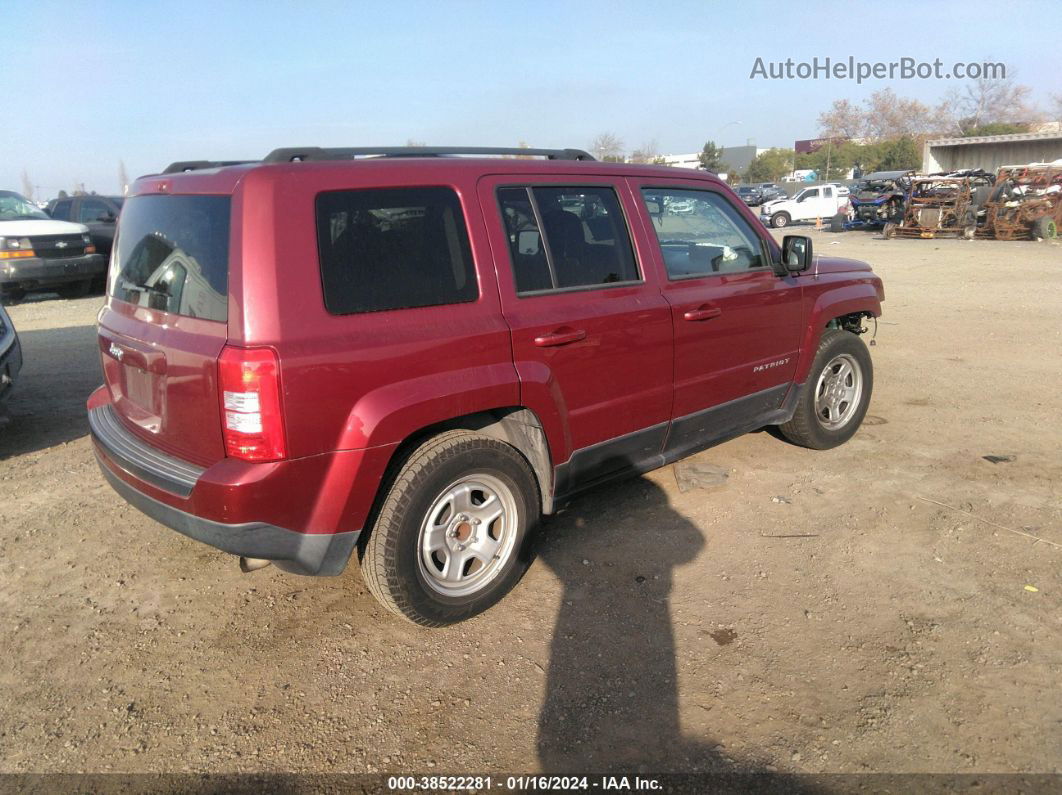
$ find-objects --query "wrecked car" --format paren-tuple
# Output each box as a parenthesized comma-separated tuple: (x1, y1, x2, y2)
(840, 170, 914, 231)
(884, 171, 994, 239)
(977, 163, 1062, 241)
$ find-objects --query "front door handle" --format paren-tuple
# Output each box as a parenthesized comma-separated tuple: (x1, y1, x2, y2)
(534, 328, 587, 347)
(683, 305, 723, 322)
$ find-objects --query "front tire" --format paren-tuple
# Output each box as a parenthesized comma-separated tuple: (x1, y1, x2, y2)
(771, 212, 791, 228)
(779, 329, 873, 450)
(361, 431, 539, 626)
(1032, 217, 1057, 240)
(57, 279, 91, 299)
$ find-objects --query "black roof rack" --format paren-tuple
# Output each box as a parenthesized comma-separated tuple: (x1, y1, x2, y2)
(261, 146, 595, 163)
(162, 160, 256, 174)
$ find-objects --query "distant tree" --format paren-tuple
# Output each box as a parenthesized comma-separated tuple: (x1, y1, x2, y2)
(862, 89, 939, 141)
(405, 139, 427, 147)
(817, 99, 866, 139)
(745, 148, 794, 182)
(590, 132, 624, 161)
(960, 122, 1029, 137)
(57, 189, 68, 199)
(1053, 94, 1062, 125)
(118, 161, 130, 195)
(797, 139, 884, 180)
(697, 140, 725, 172)
(629, 139, 659, 164)
(20, 170, 34, 201)
(816, 89, 938, 143)
(878, 137, 921, 171)
(937, 76, 1039, 135)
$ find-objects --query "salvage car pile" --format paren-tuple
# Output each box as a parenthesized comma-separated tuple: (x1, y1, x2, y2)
(836, 161, 1062, 241)
(976, 163, 1062, 241)
(884, 171, 993, 240)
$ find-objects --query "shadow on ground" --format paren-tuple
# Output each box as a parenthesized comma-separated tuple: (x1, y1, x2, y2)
(0, 324, 100, 459)
(534, 475, 802, 787)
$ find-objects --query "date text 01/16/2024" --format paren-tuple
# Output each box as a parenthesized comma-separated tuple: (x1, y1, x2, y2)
(387, 775, 663, 791)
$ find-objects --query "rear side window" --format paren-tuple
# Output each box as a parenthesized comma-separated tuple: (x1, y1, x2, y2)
(78, 198, 114, 223)
(498, 186, 639, 294)
(111, 195, 230, 322)
(316, 187, 477, 315)
(50, 199, 72, 220)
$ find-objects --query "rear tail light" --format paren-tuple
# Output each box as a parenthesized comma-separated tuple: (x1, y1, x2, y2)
(218, 346, 287, 462)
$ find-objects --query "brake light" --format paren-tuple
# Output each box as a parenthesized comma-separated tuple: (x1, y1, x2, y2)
(218, 347, 287, 462)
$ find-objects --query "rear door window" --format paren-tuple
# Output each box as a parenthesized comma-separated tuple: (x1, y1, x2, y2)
(315, 187, 477, 315)
(78, 198, 114, 223)
(497, 185, 639, 294)
(111, 195, 231, 321)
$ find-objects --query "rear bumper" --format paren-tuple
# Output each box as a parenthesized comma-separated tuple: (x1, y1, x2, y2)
(0, 253, 106, 289)
(96, 459, 358, 575)
(89, 398, 368, 576)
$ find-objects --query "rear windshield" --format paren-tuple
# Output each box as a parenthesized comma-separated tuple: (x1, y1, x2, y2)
(111, 195, 231, 322)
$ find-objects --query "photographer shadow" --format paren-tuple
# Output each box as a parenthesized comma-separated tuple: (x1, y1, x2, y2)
(535, 474, 800, 787)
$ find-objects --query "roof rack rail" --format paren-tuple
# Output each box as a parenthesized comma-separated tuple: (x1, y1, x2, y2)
(261, 146, 596, 163)
(162, 160, 256, 174)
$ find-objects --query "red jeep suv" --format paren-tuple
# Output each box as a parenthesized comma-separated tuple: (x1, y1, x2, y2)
(88, 146, 884, 626)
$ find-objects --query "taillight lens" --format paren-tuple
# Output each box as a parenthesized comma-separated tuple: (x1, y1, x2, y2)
(218, 346, 287, 462)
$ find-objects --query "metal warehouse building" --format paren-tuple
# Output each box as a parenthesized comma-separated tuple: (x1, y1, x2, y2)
(922, 131, 1062, 173)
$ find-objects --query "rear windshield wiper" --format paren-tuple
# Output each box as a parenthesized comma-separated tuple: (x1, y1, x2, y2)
(119, 280, 169, 297)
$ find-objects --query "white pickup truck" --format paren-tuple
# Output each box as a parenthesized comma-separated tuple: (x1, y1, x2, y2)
(0, 190, 106, 301)
(759, 184, 849, 229)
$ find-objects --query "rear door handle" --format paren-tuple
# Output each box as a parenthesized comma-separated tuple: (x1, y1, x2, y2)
(534, 328, 587, 347)
(683, 305, 723, 322)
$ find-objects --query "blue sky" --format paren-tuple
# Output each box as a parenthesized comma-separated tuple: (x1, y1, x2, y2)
(4, 0, 1060, 195)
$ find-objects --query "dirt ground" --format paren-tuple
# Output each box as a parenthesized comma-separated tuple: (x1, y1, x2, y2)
(0, 230, 1059, 778)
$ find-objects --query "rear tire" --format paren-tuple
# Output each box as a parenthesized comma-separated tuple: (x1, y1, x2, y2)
(0, 288, 25, 305)
(361, 431, 539, 627)
(779, 329, 873, 450)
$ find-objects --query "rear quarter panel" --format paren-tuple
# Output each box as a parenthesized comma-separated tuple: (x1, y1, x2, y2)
(230, 165, 521, 460)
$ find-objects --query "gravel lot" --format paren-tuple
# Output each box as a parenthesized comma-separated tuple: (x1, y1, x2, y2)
(0, 230, 1059, 777)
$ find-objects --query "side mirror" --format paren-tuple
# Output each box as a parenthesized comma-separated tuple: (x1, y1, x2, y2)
(781, 235, 813, 273)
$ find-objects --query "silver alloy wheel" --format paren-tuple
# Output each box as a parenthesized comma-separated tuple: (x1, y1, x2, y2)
(417, 474, 519, 598)
(814, 353, 863, 430)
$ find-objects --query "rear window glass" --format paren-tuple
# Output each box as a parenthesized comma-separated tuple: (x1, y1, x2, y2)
(316, 187, 477, 315)
(111, 195, 230, 322)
